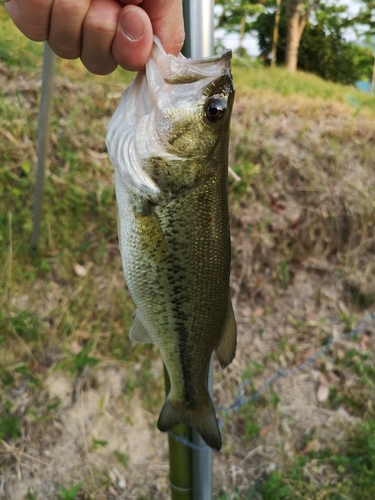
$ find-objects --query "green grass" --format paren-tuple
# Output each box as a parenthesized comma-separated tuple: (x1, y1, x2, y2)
(0, 7, 43, 71)
(232, 58, 375, 112)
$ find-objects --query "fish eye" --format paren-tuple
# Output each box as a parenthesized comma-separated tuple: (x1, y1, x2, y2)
(204, 98, 226, 123)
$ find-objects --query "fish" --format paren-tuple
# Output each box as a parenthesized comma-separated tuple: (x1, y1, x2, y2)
(106, 37, 236, 451)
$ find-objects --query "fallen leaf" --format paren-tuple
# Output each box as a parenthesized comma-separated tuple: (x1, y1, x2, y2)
(316, 383, 329, 403)
(359, 335, 370, 352)
(71, 341, 83, 355)
(302, 439, 321, 454)
(300, 349, 315, 362)
(336, 349, 345, 360)
(75, 329, 90, 341)
(259, 423, 273, 436)
(74, 263, 87, 277)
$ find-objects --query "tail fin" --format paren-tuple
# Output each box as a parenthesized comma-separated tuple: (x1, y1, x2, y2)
(157, 396, 222, 451)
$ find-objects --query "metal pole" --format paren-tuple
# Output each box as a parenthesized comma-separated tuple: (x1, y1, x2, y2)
(183, 0, 214, 59)
(31, 42, 56, 252)
(182, 2, 214, 498)
(165, 367, 194, 500)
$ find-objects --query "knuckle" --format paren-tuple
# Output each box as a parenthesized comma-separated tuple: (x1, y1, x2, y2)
(84, 5, 118, 38)
(54, 0, 89, 18)
(54, 47, 80, 60)
(82, 58, 117, 76)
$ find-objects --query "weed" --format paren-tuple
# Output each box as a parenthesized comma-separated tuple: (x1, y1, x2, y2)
(276, 260, 292, 290)
(113, 450, 128, 468)
(0, 401, 21, 441)
(241, 361, 264, 381)
(56, 344, 100, 376)
(25, 490, 38, 500)
(92, 437, 108, 450)
(340, 310, 356, 333)
(253, 471, 293, 499)
(56, 482, 82, 500)
(245, 420, 260, 442)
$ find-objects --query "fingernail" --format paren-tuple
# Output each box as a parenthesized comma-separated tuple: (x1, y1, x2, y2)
(120, 8, 145, 42)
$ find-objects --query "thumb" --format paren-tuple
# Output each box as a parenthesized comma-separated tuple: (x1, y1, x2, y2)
(112, 5, 153, 72)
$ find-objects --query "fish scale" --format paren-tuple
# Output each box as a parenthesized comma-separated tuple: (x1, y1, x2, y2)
(107, 37, 236, 450)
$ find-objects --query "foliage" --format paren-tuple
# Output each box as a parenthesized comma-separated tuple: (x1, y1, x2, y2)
(215, 0, 268, 33)
(216, 0, 374, 83)
(254, 1, 373, 84)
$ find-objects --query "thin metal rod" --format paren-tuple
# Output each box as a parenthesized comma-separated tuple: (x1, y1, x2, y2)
(183, 0, 214, 59)
(192, 357, 213, 499)
(164, 366, 193, 500)
(31, 42, 56, 252)
(182, 2, 215, 499)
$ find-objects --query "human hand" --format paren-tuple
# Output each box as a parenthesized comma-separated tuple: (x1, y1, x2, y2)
(5, 0, 185, 75)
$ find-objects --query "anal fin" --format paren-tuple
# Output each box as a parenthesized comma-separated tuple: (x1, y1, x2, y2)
(129, 310, 154, 344)
(215, 295, 237, 369)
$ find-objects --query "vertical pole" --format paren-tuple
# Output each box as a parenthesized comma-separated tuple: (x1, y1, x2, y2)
(184, 0, 214, 59)
(31, 43, 56, 252)
(191, 358, 214, 499)
(165, 367, 193, 500)
(182, 2, 214, 499)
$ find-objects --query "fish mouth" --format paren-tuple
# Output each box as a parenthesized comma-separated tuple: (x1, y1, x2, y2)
(148, 36, 233, 87)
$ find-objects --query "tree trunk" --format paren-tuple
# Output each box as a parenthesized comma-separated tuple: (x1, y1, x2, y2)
(285, 0, 302, 72)
(237, 16, 246, 57)
(285, 0, 319, 72)
(271, 0, 282, 67)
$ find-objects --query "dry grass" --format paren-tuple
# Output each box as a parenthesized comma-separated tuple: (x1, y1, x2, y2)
(229, 89, 375, 306)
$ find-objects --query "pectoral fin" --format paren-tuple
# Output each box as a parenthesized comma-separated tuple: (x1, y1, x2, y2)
(215, 296, 237, 369)
(134, 204, 168, 262)
(129, 310, 154, 344)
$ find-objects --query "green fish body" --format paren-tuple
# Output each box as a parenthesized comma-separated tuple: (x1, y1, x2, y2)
(106, 38, 236, 451)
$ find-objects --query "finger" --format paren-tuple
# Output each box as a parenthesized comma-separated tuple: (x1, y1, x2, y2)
(48, 0, 91, 60)
(5, 0, 52, 41)
(112, 5, 153, 72)
(81, 0, 121, 75)
(123, 0, 185, 56)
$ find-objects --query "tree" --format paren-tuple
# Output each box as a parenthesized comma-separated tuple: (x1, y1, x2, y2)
(356, 0, 375, 89)
(285, 0, 320, 71)
(255, 1, 373, 84)
(214, 0, 270, 54)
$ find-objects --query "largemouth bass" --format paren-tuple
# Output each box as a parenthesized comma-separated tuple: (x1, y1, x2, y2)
(106, 37, 236, 451)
